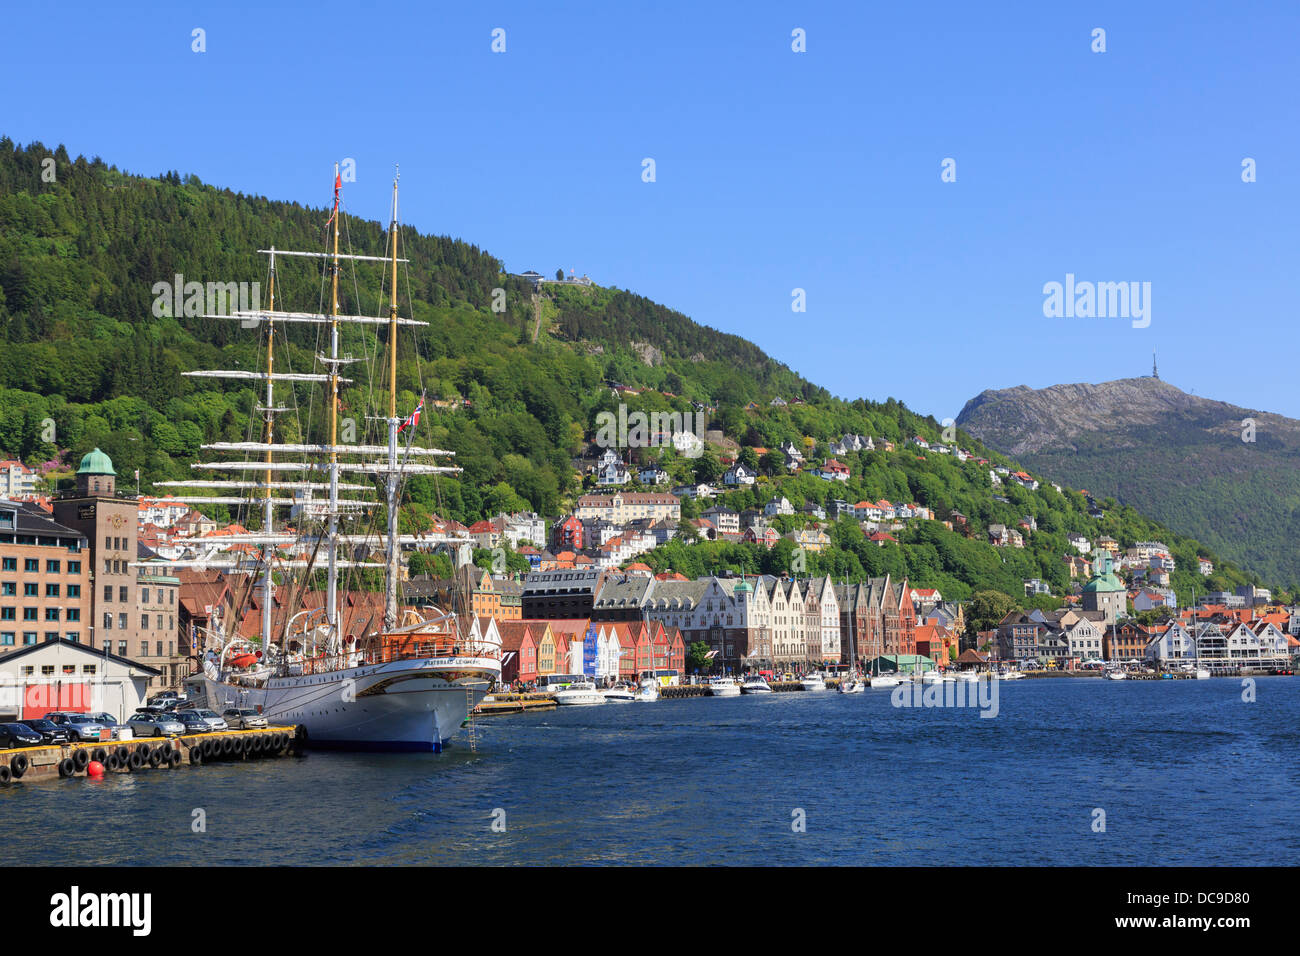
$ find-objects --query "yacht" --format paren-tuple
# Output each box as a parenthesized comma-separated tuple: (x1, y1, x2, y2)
(635, 678, 660, 702)
(800, 672, 827, 691)
(956, 671, 980, 683)
(869, 672, 900, 689)
(921, 670, 946, 685)
(602, 682, 637, 702)
(1195, 667, 1211, 680)
(740, 675, 773, 694)
(997, 669, 1024, 681)
(1104, 667, 1127, 681)
(554, 681, 607, 706)
(707, 677, 741, 697)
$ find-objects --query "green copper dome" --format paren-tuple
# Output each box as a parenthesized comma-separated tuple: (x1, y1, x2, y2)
(733, 579, 751, 593)
(77, 447, 115, 476)
(1081, 571, 1124, 593)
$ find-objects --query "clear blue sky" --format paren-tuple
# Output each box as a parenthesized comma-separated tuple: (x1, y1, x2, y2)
(3, 1, 1297, 419)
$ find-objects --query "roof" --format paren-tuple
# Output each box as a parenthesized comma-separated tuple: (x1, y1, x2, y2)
(0, 636, 161, 675)
(77, 447, 115, 476)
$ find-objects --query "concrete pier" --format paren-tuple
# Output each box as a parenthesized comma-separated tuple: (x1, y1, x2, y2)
(0, 727, 300, 785)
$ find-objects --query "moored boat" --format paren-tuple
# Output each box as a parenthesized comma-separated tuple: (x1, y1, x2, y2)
(554, 681, 606, 706)
(740, 675, 772, 694)
(707, 677, 741, 697)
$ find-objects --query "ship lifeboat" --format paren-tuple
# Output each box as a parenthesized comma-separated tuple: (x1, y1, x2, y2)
(229, 653, 258, 669)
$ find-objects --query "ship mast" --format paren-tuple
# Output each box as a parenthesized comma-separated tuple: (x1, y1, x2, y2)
(327, 163, 342, 652)
(384, 169, 401, 631)
(262, 248, 277, 652)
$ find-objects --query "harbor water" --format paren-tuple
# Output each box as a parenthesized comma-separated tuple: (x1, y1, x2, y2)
(5, 677, 1298, 866)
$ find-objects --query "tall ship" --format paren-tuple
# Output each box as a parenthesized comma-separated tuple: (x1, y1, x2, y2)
(161, 166, 500, 751)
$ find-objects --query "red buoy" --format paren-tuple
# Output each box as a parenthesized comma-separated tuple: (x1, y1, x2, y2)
(87, 761, 105, 778)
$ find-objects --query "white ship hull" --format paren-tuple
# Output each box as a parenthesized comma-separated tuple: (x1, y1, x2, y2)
(202, 655, 499, 752)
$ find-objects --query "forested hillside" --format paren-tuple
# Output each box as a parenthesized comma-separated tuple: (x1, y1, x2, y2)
(0, 139, 1280, 610)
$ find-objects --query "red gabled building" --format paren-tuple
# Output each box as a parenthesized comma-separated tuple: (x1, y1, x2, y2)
(498, 621, 540, 686)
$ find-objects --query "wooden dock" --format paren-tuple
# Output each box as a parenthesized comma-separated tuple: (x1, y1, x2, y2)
(0, 727, 300, 785)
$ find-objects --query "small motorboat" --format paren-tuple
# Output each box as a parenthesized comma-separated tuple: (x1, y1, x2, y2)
(956, 671, 980, 683)
(1104, 668, 1127, 681)
(635, 678, 660, 702)
(740, 675, 772, 694)
(800, 672, 827, 691)
(707, 677, 741, 697)
(602, 683, 637, 702)
(554, 681, 606, 705)
(837, 675, 865, 694)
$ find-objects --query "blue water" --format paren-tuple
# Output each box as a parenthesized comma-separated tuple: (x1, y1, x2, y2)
(4, 677, 1298, 865)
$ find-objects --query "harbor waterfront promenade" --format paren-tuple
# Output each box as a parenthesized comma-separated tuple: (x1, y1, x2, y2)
(5, 677, 1295, 867)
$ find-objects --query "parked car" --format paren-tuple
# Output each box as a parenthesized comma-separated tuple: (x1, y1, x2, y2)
(222, 708, 268, 730)
(0, 722, 44, 748)
(173, 711, 211, 734)
(44, 712, 110, 742)
(126, 711, 186, 738)
(174, 709, 228, 733)
(82, 712, 131, 740)
(147, 691, 183, 707)
(18, 718, 71, 746)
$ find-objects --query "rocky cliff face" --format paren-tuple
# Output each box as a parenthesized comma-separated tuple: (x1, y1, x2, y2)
(956, 377, 1300, 585)
(955, 377, 1273, 456)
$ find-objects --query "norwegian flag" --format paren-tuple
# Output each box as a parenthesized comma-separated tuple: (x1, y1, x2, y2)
(398, 396, 424, 435)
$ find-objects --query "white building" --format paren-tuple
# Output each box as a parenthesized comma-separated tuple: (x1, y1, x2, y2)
(0, 637, 161, 723)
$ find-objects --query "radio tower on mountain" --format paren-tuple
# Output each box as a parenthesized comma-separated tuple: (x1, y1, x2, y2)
(1152, 351, 1159, 380)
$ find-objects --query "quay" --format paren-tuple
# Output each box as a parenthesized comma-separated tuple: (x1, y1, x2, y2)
(0, 727, 300, 785)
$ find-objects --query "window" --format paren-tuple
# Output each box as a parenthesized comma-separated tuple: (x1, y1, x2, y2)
(45, 607, 59, 621)
(0, 608, 12, 621)
(82, 664, 95, 674)
(141, 615, 148, 630)
(117, 641, 126, 655)
(156, 641, 162, 656)
(1, 557, 14, 571)
(119, 586, 128, 602)
(45, 631, 58, 642)
(24, 558, 38, 572)
(118, 613, 127, 630)
(140, 642, 148, 657)
(104, 584, 112, 602)
(155, 614, 162, 630)
(169, 589, 174, 605)
(67, 560, 80, 574)
(46, 583, 59, 597)
(103, 559, 111, 574)
(24, 582, 37, 596)
(67, 632, 79, 642)
(141, 587, 150, 604)
(66, 608, 79, 622)
(103, 612, 112, 630)
(46, 559, 60, 573)
(23, 607, 37, 621)
(0, 582, 12, 596)
(62, 664, 75, 675)
(67, 584, 79, 598)
(23, 633, 35, 646)
(0, 632, 11, 645)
